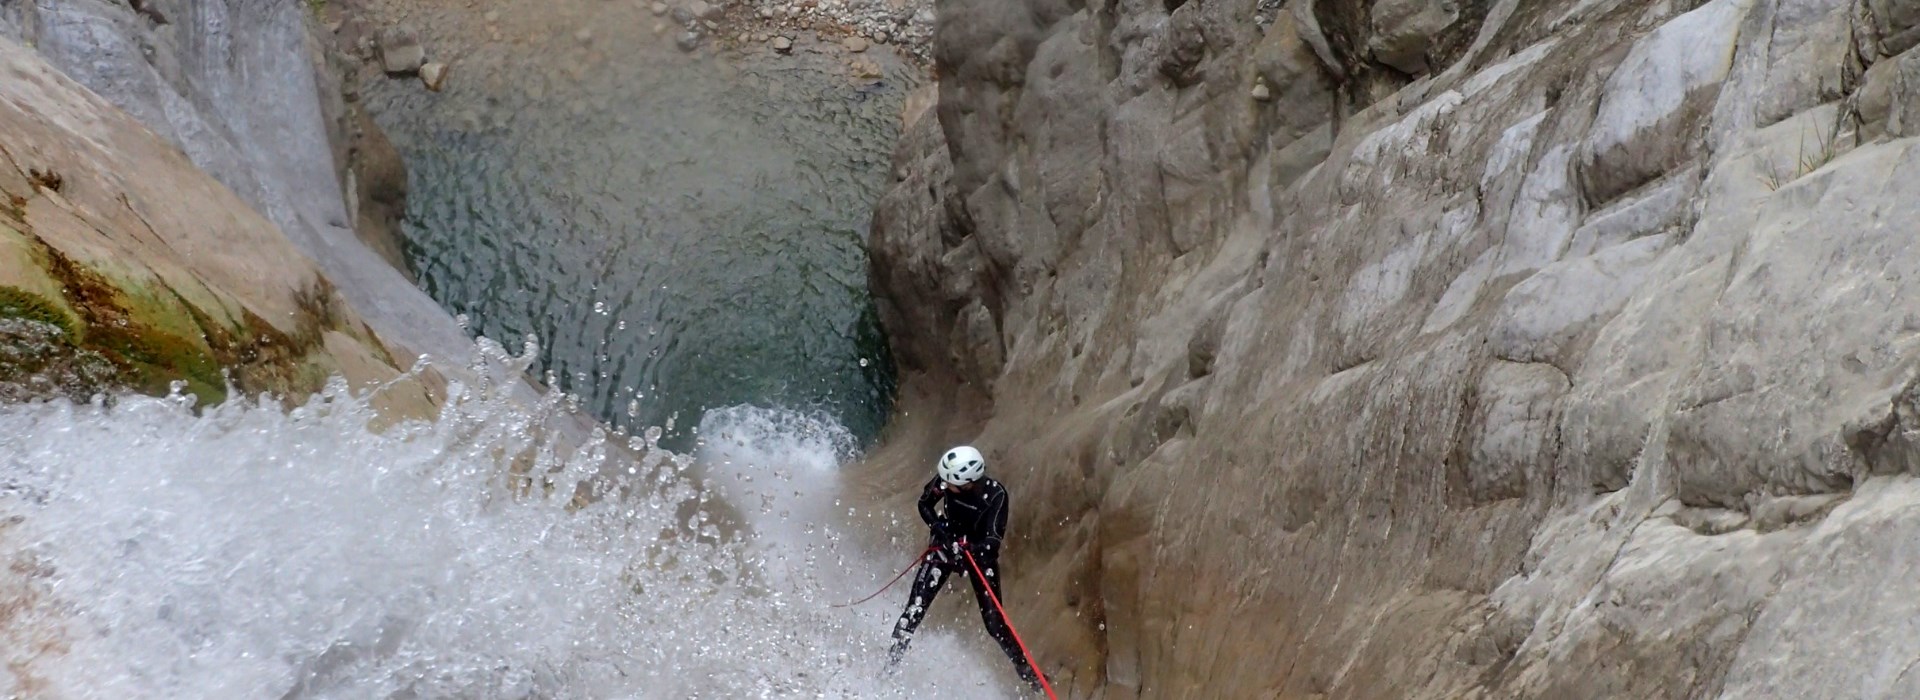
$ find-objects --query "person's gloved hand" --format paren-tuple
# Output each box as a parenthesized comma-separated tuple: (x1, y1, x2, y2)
(929, 518, 954, 542)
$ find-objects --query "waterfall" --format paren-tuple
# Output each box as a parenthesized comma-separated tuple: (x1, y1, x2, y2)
(0, 341, 1009, 699)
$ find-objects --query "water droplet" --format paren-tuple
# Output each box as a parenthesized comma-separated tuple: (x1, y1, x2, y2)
(858, 357, 869, 367)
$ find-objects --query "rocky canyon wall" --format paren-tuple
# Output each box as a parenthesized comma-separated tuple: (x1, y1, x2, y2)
(867, 0, 1920, 696)
(0, 35, 436, 416)
(0, 0, 469, 364)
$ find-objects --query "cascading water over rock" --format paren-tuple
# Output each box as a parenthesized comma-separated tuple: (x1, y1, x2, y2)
(0, 338, 1014, 699)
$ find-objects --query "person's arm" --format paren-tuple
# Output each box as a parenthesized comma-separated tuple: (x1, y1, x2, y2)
(917, 477, 944, 527)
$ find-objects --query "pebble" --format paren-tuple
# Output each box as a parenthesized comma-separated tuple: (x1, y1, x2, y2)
(760, 7, 776, 19)
(421, 61, 450, 91)
(873, 29, 889, 44)
(378, 27, 426, 75)
(575, 28, 593, 44)
(842, 36, 868, 52)
(651, 1, 668, 15)
(771, 35, 792, 52)
(676, 30, 703, 51)
(1251, 82, 1272, 101)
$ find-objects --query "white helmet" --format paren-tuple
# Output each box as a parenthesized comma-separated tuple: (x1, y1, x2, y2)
(938, 445, 986, 486)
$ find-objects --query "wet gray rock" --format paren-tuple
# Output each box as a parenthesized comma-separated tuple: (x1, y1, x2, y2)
(676, 30, 703, 52)
(1857, 48, 1920, 139)
(1871, 0, 1920, 54)
(680, 0, 718, 22)
(379, 26, 426, 75)
(1366, 0, 1460, 74)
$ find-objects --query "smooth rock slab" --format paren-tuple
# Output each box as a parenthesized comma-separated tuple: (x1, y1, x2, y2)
(1581, 0, 1754, 204)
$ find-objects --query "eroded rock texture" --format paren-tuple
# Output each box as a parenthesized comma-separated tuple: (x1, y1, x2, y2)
(0, 37, 440, 417)
(0, 0, 466, 363)
(867, 0, 1920, 696)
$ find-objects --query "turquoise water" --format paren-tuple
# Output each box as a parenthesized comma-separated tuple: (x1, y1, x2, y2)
(365, 31, 911, 447)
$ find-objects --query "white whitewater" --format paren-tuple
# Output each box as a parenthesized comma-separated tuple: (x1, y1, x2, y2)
(0, 341, 1009, 699)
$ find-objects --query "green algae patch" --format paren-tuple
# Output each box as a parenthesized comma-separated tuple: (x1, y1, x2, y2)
(0, 180, 380, 408)
(0, 230, 350, 407)
(0, 285, 116, 403)
(24, 237, 227, 405)
(0, 285, 77, 339)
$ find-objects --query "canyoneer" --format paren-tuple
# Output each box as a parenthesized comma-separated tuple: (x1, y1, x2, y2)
(885, 445, 1043, 691)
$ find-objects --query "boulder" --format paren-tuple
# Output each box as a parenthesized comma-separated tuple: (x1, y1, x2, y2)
(1366, 0, 1459, 74)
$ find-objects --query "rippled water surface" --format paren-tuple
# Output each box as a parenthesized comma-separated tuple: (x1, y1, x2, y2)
(365, 23, 911, 445)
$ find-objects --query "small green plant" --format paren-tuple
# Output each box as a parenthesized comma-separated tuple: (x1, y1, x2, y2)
(1757, 106, 1853, 191)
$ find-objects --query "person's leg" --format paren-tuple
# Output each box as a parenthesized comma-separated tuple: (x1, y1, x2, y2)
(965, 559, 1038, 685)
(887, 559, 951, 666)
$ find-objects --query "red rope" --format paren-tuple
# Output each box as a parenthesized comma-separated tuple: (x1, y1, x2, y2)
(961, 542, 1058, 700)
(830, 545, 937, 608)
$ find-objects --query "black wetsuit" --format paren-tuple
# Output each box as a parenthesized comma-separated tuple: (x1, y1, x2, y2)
(887, 476, 1035, 684)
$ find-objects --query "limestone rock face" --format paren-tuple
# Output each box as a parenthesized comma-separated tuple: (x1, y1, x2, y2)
(866, 0, 1920, 695)
(0, 37, 437, 417)
(0, 0, 471, 365)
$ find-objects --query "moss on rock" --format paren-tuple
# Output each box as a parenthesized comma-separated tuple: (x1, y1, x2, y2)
(0, 230, 361, 407)
(0, 285, 78, 339)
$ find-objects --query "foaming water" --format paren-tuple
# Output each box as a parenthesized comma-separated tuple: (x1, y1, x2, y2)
(0, 350, 1013, 698)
